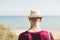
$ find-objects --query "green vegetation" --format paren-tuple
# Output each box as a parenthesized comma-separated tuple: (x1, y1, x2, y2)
(0, 24, 18, 40)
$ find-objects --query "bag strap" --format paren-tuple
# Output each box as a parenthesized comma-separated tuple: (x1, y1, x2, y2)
(48, 32, 51, 40)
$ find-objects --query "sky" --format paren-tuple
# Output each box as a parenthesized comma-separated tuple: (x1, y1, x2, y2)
(0, 0, 60, 16)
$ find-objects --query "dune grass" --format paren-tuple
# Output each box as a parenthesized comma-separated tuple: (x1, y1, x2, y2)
(0, 24, 18, 40)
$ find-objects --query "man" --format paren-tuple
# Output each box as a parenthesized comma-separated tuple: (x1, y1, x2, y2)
(18, 9, 54, 40)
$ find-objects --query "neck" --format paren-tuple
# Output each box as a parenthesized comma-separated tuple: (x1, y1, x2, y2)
(29, 24, 40, 30)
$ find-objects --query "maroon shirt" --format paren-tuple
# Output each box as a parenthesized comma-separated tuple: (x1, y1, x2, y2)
(18, 30, 54, 40)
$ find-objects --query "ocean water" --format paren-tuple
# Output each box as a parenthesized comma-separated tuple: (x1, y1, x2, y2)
(0, 16, 60, 30)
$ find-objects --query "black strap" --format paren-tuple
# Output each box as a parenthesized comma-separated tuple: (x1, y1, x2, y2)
(31, 33, 41, 40)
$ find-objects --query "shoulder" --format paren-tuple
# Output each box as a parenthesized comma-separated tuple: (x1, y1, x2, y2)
(19, 31, 28, 36)
(41, 30, 49, 32)
(18, 31, 29, 40)
(41, 30, 53, 36)
(41, 30, 52, 34)
(42, 30, 51, 32)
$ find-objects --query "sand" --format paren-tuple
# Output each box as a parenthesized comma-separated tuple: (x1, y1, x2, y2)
(11, 30, 60, 40)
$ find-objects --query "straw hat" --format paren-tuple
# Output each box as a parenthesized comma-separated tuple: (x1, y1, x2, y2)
(28, 9, 42, 18)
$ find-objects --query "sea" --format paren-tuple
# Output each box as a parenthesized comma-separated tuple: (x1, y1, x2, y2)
(0, 16, 60, 30)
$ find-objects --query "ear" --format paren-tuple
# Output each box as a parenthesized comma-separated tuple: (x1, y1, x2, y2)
(40, 18, 42, 22)
(28, 18, 30, 21)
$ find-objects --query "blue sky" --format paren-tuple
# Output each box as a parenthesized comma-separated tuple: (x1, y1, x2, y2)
(0, 0, 60, 16)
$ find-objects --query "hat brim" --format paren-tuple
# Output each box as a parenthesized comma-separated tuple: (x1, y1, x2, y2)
(28, 16, 42, 18)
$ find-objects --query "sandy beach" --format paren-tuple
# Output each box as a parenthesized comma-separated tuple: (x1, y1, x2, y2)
(12, 30, 60, 40)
